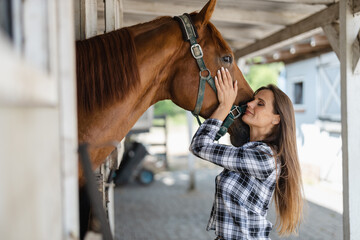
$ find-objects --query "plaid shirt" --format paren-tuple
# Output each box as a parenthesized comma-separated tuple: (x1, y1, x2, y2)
(190, 119, 279, 240)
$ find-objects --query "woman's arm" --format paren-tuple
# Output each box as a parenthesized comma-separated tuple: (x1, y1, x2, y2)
(190, 119, 275, 180)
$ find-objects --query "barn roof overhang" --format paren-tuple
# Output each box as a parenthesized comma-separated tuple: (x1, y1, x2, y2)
(109, 0, 348, 65)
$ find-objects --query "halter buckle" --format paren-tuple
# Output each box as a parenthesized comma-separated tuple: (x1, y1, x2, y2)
(230, 106, 242, 119)
(191, 44, 203, 59)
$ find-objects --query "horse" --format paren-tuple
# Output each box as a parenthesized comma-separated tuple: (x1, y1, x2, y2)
(76, 0, 253, 178)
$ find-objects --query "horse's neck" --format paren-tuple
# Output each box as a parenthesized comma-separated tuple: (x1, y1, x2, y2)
(132, 17, 182, 98)
(78, 18, 182, 166)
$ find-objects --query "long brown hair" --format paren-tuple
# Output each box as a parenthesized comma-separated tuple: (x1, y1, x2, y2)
(255, 84, 304, 235)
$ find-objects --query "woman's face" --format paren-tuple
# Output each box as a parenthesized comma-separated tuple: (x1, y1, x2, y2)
(242, 89, 280, 130)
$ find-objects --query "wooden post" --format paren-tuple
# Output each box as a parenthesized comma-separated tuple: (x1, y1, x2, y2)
(187, 111, 195, 191)
(54, 0, 79, 239)
(340, 1, 360, 239)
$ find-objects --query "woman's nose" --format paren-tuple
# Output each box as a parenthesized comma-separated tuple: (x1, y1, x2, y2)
(247, 100, 255, 108)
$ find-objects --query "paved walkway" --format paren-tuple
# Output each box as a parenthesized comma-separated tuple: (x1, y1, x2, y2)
(114, 168, 342, 240)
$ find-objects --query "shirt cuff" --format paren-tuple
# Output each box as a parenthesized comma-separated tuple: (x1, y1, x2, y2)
(200, 118, 222, 139)
(202, 118, 223, 127)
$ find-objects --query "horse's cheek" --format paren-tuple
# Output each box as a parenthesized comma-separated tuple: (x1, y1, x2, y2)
(229, 119, 250, 147)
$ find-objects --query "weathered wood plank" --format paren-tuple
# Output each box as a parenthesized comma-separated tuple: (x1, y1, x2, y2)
(114, 0, 124, 29)
(80, 0, 97, 39)
(234, 2, 339, 59)
(54, 0, 80, 239)
(354, 0, 360, 14)
(123, 0, 309, 26)
(105, 0, 115, 32)
(0, 34, 57, 107)
(22, 0, 50, 71)
(259, 0, 337, 3)
(322, 22, 340, 59)
(74, 0, 81, 40)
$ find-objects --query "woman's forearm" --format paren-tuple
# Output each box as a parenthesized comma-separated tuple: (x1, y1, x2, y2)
(209, 103, 232, 122)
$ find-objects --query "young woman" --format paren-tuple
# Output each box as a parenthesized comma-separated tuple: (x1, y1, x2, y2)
(190, 67, 303, 240)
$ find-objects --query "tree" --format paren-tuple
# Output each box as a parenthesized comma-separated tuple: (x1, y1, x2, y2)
(245, 62, 284, 91)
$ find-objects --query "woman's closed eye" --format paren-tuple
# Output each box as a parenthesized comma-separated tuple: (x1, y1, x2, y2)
(257, 101, 265, 106)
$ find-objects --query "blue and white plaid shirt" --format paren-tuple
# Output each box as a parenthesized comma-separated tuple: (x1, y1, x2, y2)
(190, 119, 279, 240)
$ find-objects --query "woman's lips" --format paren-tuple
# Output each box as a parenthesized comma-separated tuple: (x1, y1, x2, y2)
(245, 110, 253, 115)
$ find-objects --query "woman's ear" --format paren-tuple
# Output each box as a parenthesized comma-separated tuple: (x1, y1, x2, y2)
(272, 114, 280, 125)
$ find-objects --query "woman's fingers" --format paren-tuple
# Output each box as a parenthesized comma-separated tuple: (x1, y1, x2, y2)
(214, 67, 238, 106)
(216, 67, 237, 93)
(217, 67, 234, 89)
(221, 67, 229, 87)
(234, 80, 238, 92)
(225, 68, 233, 85)
(216, 70, 224, 91)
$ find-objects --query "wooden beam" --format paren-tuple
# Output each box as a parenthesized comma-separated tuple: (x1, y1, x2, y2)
(234, 2, 339, 59)
(322, 22, 340, 59)
(264, 43, 332, 64)
(354, 0, 360, 14)
(226, 40, 253, 50)
(263, 0, 338, 3)
(123, 1, 310, 26)
(353, 31, 360, 74)
(214, 23, 283, 41)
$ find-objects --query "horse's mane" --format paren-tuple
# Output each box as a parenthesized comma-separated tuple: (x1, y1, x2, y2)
(75, 15, 231, 114)
(76, 27, 140, 113)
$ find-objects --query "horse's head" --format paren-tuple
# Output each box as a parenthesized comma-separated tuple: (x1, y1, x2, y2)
(169, 0, 253, 146)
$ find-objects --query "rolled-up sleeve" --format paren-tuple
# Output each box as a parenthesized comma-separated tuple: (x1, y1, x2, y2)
(190, 119, 276, 179)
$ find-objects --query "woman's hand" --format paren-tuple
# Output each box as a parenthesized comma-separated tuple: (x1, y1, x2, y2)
(215, 67, 238, 109)
(210, 67, 238, 121)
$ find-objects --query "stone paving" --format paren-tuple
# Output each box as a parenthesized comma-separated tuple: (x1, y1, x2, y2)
(114, 168, 343, 240)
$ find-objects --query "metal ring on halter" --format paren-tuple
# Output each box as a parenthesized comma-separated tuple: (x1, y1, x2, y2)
(199, 69, 211, 79)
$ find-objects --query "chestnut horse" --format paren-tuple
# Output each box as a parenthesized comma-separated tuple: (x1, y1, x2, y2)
(76, 0, 253, 177)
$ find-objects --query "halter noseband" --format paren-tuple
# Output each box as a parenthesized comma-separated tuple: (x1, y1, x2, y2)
(174, 14, 246, 141)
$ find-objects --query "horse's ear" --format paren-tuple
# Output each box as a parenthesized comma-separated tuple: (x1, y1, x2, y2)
(194, 0, 217, 29)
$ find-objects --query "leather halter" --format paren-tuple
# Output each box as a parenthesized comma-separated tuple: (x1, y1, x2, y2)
(174, 14, 246, 140)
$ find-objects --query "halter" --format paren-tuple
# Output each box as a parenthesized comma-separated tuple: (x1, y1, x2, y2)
(174, 14, 246, 140)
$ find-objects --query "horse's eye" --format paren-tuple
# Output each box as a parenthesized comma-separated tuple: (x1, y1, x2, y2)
(222, 56, 232, 64)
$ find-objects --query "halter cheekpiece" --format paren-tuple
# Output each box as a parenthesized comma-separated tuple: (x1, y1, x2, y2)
(173, 14, 246, 140)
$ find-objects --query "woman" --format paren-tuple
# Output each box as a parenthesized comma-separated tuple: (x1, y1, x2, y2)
(190, 67, 303, 240)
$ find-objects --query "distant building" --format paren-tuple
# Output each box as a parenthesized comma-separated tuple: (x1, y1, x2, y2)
(282, 52, 342, 184)
(283, 51, 341, 137)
